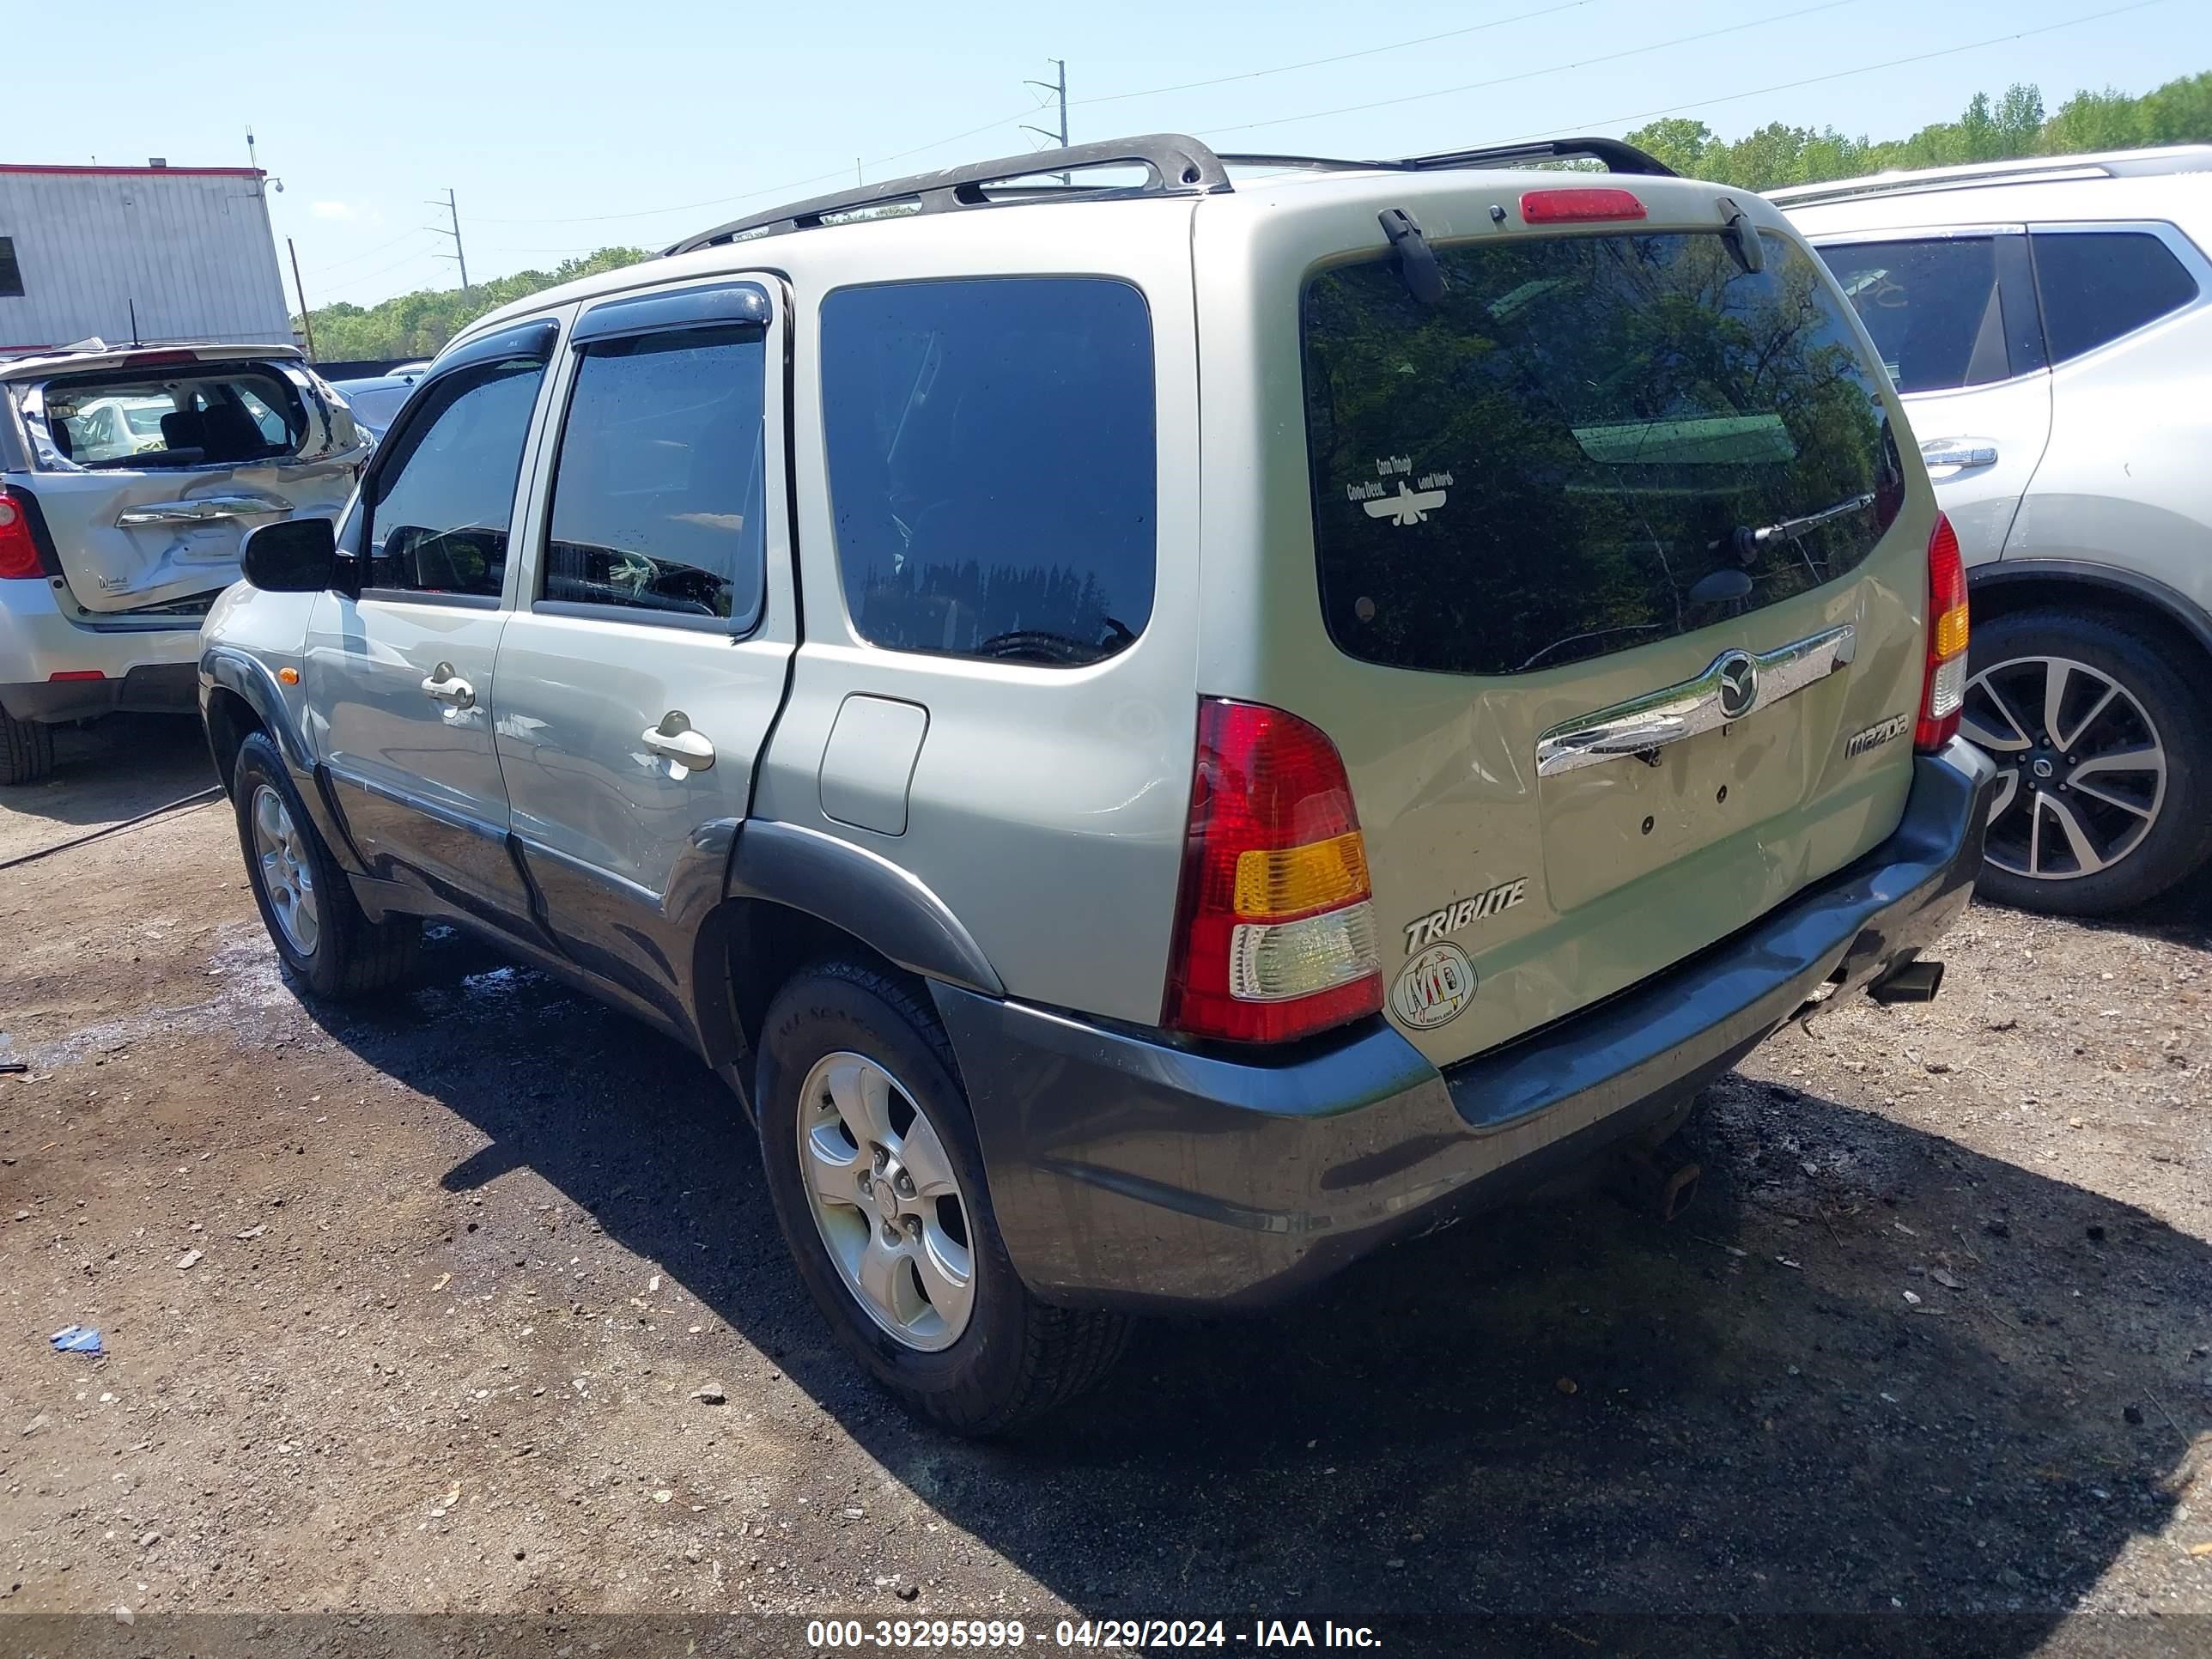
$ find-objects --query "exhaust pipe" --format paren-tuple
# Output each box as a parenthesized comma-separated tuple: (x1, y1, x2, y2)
(1609, 1137, 1702, 1224)
(1868, 957, 1945, 1004)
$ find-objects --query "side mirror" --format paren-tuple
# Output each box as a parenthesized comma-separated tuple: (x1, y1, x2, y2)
(241, 515, 337, 592)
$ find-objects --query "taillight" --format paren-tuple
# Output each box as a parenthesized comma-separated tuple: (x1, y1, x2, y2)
(1164, 698, 1383, 1044)
(1916, 513, 1969, 752)
(1520, 187, 1647, 224)
(0, 489, 43, 580)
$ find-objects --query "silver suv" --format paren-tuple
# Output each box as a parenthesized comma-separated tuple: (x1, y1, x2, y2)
(201, 134, 1994, 1432)
(1775, 148, 2212, 914)
(0, 342, 366, 782)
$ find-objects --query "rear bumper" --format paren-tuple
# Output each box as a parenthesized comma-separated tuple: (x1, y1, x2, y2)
(0, 577, 203, 720)
(933, 740, 1996, 1313)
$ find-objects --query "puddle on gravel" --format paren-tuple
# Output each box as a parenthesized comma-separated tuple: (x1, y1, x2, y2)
(21, 921, 576, 1075)
(25, 926, 313, 1069)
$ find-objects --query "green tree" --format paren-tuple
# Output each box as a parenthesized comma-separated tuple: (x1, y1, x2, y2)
(1626, 71, 2210, 193)
(295, 247, 652, 362)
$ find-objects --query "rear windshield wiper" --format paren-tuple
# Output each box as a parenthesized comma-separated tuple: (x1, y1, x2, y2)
(1717, 492, 1875, 562)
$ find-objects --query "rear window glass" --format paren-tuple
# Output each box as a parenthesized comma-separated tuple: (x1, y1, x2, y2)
(1302, 230, 1901, 678)
(2032, 230, 2199, 363)
(820, 276, 1155, 666)
(40, 367, 307, 470)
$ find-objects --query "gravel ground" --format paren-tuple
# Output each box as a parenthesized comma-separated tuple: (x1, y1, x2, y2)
(3, 716, 2209, 1654)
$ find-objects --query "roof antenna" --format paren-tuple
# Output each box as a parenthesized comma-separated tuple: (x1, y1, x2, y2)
(129, 298, 141, 348)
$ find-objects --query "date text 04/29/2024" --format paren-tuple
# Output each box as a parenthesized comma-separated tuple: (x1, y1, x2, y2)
(805, 1618, 1382, 1648)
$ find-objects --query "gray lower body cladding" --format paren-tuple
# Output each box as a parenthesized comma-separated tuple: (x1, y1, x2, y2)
(5, 661, 198, 722)
(933, 741, 1996, 1314)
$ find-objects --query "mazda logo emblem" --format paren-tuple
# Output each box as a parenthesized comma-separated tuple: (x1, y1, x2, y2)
(1717, 653, 1759, 719)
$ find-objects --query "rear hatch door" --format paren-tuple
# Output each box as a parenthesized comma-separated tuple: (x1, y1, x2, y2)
(1228, 182, 1936, 1068)
(7, 352, 366, 613)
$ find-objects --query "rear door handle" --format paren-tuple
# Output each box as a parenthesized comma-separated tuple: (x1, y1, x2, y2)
(420, 663, 476, 708)
(1920, 439, 1999, 471)
(642, 712, 716, 770)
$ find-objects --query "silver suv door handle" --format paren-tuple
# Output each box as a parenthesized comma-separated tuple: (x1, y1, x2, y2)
(1919, 439, 1998, 471)
(421, 665, 476, 708)
(642, 713, 716, 770)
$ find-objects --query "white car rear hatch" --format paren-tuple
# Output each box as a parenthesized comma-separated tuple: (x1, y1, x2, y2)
(0, 343, 366, 615)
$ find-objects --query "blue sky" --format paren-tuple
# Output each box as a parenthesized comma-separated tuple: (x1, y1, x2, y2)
(14, 0, 2206, 307)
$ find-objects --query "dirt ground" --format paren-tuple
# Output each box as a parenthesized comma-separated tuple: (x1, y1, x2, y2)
(3, 715, 2209, 1653)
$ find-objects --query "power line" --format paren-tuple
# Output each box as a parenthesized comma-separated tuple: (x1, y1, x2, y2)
(1076, 0, 1594, 108)
(300, 226, 431, 280)
(1195, 0, 1854, 140)
(471, 102, 1046, 228)
(1509, 0, 2172, 143)
(317, 243, 445, 300)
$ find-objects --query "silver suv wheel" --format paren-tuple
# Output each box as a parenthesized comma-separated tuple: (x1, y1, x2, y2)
(1963, 653, 2166, 882)
(796, 1050, 975, 1352)
(250, 782, 321, 955)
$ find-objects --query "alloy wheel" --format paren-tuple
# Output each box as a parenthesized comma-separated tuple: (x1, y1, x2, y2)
(250, 783, 321, 955)
(795, 1050, 975, 1352)
(1961, 654, 2166, 882)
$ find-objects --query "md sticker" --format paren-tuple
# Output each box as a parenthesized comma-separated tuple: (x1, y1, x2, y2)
(1391, 941, 1477, 1030)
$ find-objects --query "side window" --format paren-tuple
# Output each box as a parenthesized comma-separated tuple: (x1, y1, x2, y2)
(819, 276, 1156, 665)
(541, 325, 767, 628)
(234, 386, 292, 447)
(363, 354, 547, 599)
(0, 237, 21, 299)
(1817, 236, 2037, 393)
(2032, 230, 2201, 364)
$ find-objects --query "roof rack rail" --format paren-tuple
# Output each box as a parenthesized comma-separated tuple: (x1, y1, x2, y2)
(666, 134, 1231, 254)
(665, 131, 1675, 254)
(1764, 144, 2212, 208)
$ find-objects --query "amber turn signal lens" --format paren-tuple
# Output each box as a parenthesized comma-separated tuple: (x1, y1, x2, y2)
(1231, 831, 1371, 921)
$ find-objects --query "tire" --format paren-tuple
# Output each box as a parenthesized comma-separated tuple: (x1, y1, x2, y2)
(231, 732, 420, 999)
(755, 960, 1131, 1436)
(2, 708, 54, 786)
(1959, 608, 2212, 917)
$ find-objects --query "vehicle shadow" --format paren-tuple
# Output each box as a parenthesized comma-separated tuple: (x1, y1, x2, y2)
(1966, 862, 2212, 952)
(0, 714, 215, 843)
(305, 932, 2209, 1638)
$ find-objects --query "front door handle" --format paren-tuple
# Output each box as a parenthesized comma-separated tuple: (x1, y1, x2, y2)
(1920, 439, 1999, 471)
(642, 711, 716, 770)
(420, 663, 476, 708)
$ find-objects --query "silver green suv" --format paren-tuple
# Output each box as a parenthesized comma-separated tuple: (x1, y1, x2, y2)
(200, 133, 1994, 1434)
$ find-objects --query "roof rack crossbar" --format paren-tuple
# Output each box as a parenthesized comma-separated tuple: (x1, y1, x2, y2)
(666, 133, 1232, 254)
(1217, 137, 1675, 179)
(1394, 137, 1676, 176)
(666, 131, 1677, 254)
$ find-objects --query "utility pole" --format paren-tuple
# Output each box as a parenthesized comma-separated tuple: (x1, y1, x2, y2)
(287, 238, 318, 362)
(1023, 58, 1070, 184)
(426, 189, 470, 294)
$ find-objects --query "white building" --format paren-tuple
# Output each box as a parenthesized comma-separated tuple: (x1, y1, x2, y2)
(0, 162, 293, 356)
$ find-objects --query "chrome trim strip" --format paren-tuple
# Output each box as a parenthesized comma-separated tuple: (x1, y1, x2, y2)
(1534, 624, 1856, 778)
(115, 495, 291, 528)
